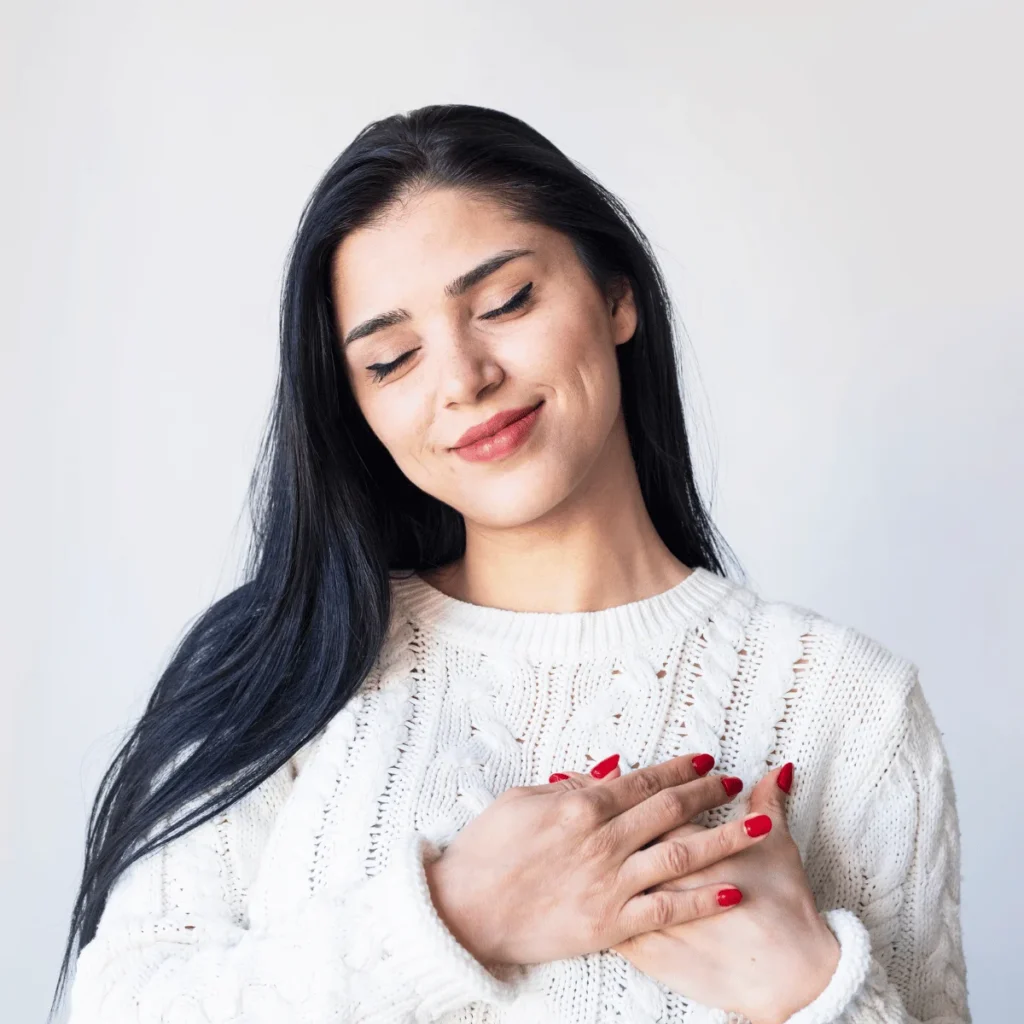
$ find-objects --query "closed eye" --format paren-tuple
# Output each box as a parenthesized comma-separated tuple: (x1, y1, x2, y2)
(480, 281, 533, 320)
(365, 282, 534, 382)
(367, 349, 416, 382)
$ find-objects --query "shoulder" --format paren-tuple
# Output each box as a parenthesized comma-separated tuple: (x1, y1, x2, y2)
(730, 585, 955, 840)
(740, 585, 919, 714)
(733, 584, 926, 776)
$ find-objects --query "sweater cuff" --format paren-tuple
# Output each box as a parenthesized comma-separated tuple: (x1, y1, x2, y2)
(778, 909, 872, 1024)
(351, 830, 523, 1017)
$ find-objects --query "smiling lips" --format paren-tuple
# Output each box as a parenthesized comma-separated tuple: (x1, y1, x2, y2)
(451, 400, 544, 462)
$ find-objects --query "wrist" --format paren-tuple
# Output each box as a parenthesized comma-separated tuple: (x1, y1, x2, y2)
(424, 853, 505, 968)
(757, 913, 841, 1024)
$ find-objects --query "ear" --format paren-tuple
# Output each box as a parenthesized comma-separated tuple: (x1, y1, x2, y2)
(745, 762, 794, 836)
(608, 275, 638, 347)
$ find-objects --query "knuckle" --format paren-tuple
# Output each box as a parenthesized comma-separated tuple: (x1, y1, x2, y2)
(559, 791, 600, 830)
(662, 839, 693, 877)
(646, 787, 694, 832)
(713, 822, 738, 857)
(647, 890, 678, 929)
(628, 769, 663, 803)
(585, 785, 614, 816)
(669, 786, 700, 820)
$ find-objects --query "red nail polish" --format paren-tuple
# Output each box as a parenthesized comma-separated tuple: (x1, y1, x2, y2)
(721, 776, 743, 797)
(744, 813, 773, 838)
(777, 762, 794, 794)
(590, 753, 620, 779)
(717, 887, 743, 907)
(691, 753, 715, 776)
(548, 773, 570, 783)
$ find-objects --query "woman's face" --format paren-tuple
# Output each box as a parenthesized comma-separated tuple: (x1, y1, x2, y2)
(331, 187, 637, 529)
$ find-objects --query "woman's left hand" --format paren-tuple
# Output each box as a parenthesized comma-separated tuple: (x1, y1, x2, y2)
(547, 758, 841, 1024)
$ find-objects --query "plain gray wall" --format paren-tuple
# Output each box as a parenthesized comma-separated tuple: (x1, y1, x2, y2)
(2, 0, 1019, 1018)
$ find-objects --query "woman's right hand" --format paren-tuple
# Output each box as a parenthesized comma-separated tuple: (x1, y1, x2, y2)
(423, 753, 772, 968)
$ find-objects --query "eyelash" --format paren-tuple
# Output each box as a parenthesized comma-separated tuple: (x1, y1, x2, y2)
(366, 282, 534, 382)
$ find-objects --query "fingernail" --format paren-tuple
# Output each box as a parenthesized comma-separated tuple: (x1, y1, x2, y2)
(691, 753, 715, 776)
(744, 813, 773, 838)
(717, 887, 743, 907)
(548, 773, 570, 783)
(777, 762, 794, 794)
(721, 776, 743, 797)
(590, 753, 620, 779)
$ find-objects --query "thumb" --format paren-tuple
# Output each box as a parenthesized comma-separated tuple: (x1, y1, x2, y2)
(746, 760, 794, 833)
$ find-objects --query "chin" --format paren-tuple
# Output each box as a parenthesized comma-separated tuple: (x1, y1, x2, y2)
(452, 476, 572, 531)
(458, 497, 560, 531)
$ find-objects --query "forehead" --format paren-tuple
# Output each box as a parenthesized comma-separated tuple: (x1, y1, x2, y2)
(331, 189, 557, 317)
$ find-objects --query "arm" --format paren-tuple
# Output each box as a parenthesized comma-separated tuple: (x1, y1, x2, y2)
(780, 676, 970, 1024)
(67, 759, 521, 1024)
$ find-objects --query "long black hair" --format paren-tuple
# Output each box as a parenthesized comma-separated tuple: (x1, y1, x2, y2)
(54, 102, 741, 1012)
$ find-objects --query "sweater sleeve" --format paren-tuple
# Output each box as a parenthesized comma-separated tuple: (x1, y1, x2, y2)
(779, 676, 971, 1024)
(66, 760, 522, 1023)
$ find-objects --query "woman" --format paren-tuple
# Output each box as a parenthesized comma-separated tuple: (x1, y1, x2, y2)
(57, 104, 969, 1023)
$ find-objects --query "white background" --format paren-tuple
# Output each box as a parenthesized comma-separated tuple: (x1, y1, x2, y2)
(2, 1, 1019, 1019)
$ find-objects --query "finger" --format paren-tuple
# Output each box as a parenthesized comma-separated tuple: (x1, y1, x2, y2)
(548, 763, 622, 785)
(745, 761, 794, 836)
(619, 811, 774, 894)
(650, 820, 706, 845)
(518, 753, 625, 795)
(519, 761, 620, 796)
(614, 881, 744, 941)
(604, 769, 743, 852)
(583, 752, 719, 820)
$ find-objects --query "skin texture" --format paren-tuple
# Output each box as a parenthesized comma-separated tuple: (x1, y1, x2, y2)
(331, 187, 840, 1021)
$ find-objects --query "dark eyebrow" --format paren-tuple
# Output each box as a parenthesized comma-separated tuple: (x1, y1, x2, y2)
(341, 247, 535, 348)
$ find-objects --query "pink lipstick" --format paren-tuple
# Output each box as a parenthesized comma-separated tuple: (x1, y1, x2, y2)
(451, 401, 543, 463)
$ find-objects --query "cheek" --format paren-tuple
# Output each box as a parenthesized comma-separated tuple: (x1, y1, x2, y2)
(360, 392, 433, 475)
(525, 303, 621, 413)
(557, 335, 623, 437)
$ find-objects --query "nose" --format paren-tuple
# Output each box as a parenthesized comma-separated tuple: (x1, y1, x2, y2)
(436, 323, 505, 407)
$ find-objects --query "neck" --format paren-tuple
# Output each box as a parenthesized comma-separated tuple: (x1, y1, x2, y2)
(423, 414, 692, 614)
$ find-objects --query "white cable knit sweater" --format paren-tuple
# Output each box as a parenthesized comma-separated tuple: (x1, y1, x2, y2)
(68, 566, 971, 1023)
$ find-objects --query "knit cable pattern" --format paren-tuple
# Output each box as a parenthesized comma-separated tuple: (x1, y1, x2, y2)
(67, 570, 970, 1023)
(683, 586, 757, 768)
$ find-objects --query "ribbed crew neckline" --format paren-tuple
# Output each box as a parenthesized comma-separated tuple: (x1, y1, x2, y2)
(389, 565, 739, 661)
